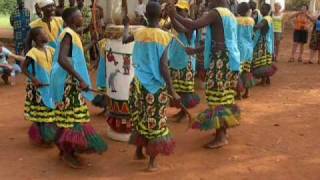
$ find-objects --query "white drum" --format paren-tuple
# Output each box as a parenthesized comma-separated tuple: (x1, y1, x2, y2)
(105, 25, 141, 142)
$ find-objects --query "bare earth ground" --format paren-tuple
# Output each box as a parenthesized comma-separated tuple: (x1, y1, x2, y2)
(0, 29, 320, 180)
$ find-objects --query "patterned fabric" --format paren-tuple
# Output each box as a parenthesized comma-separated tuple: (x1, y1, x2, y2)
(129, 78, 174, 156)
(205, 50, 238, 106)
(252, 37, 277, 78)
(170, 61, 194, 93)
(54, 77, 107, 155)
(25, 82, 57, 146)
(80, 6, 92, 61)
(55, 77, 90, 128)
(240, 62, 256, 89)
(10, 8, 31, 54)
(24, 83, 55, 123)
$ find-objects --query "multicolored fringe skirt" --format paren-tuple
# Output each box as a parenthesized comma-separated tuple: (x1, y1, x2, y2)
(252, 38, 277, 78)
(24, 83, 57, 145)
(238, 62, 256, 92)
(192, 50, 240, 130)
(128, 78, 175, 156)
(55, 77, 107, 154)
(170, 63, 200, 109)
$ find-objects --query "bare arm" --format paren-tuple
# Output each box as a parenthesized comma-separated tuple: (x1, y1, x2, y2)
(254, 19, 268, 31)
(171, 17, 191, 33)
(8, 53, 26, 62)
(22, 57, 44, 87)
(185, 45, 204, 55)
(122, 17, 134, 44)
(168, 7, 217, 30)
(25, 30, 33, 54)
(160, 47, 173, 94)
(58, 34, 87, 88)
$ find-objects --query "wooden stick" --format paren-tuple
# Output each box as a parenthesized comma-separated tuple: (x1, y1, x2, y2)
(165, 93, 193, 130)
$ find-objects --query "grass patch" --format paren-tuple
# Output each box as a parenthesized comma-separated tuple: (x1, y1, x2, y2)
(0, 15, 11, 29)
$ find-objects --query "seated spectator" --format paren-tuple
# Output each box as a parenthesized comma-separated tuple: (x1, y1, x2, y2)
(0, 43, 25, 85)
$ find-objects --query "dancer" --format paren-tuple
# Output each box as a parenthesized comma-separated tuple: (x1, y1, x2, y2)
(236, 2, 255, 99)
(22, 27, 56, 146)
(252, 3, 277, 86)
(167, 0, 241, 149)
(123, 1, 179, 171)
(309, 15, 320, 64)
(50, 7, 107, 168)
(27, 0, 64, 50)
(169, 0, 200, 122)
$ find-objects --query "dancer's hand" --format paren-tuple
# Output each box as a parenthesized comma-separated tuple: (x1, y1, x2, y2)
(185, 47, 195, 55)
(32, 79, 47, 88)
(79, 81, 89, 92)
(166, 2, 176, 18)
(171, 91, 182, 108)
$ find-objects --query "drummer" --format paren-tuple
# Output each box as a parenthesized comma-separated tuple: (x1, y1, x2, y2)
(26, 0, 64, 51)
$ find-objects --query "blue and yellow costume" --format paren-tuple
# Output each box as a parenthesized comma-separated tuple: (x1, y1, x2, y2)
(169, 31, 200, 108)
(192, 8, 241, 131)
(50, 27, 107, 155)
(25, 46, 57, 145)
(252, 16, 277, 78)
(96, 39, 108, 91)
(129, 27, 175, 156)
(29, 17, 64, 49)
(237, 16, 256, 91)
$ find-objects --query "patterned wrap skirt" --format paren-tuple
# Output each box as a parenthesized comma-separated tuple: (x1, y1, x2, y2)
(170, 61, 200, 109)
(128, 78, 175, 156)
(237, 62, 256, 92)
(55, 77, 107, 154)
(192, 50, 241, 131)
(252, 38, 277, 78)
(24, 83, 57, 145)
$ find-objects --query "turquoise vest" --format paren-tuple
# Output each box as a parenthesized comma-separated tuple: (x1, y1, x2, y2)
(50, 27, 94, 108)
(169, 31, 196, 70)
(204, 8, 240, 71)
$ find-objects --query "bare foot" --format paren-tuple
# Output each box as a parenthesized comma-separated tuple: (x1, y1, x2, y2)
(146, 162, 158, 172)
(135, 153, 146, 160)
(62, 154, 83, 169)
(204, 139, 229, 149)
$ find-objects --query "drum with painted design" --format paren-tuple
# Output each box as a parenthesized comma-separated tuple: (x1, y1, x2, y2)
(105, 25, 141, 142)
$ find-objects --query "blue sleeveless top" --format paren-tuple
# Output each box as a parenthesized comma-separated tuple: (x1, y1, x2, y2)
(132, 27, 172, 94)
(204, 8, 240, 71)
(50, 27, 94, 108)
(169, 31, 196, 70)
(237, 16, 255, 62)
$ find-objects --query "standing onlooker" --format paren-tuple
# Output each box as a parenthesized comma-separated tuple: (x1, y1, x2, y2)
(31, 3, 43, 21)
(10, 0, 30, 58)
(135, 0, 146, 25)
(272, 2, 284, 62)
(289, 5, 314, 63)
(55, 0, 65, 16)
(309, 15, 320, 64)
(69, 0, 76, 7)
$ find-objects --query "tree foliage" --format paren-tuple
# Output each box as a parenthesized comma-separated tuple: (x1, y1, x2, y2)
(286, 0, 310, 10)
(0, 0, 17, 15)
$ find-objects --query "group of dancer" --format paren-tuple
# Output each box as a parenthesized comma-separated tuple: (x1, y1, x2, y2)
(22, 0, 277, 171)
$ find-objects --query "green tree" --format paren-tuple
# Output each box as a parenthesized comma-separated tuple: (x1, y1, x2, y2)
(0, 0, 16, 15)
(286, 0, 310, 10)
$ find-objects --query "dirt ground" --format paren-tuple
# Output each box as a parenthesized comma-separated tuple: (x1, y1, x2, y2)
(1, 29, 320, 180)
